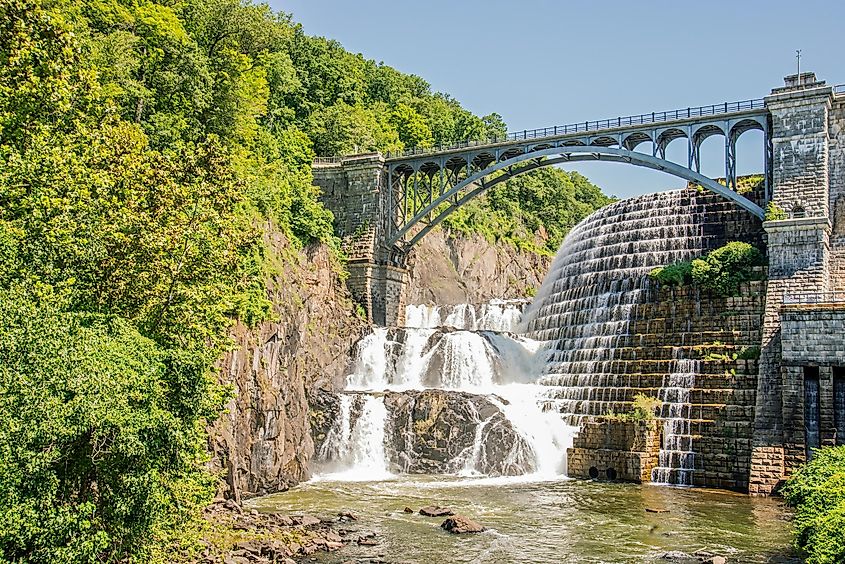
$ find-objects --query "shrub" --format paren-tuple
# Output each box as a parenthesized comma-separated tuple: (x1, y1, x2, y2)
(765, 201, 788, 221)
(649, 261, 693, 286)
(782, 447, 845, 564)
(630, 393, 662, 420)
(607, 394, 662, 421)
(690, 241, 765, 296)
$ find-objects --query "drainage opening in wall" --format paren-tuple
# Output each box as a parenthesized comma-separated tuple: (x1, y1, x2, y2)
(588, 466, 599, 479)
(606, 468, 618, 480)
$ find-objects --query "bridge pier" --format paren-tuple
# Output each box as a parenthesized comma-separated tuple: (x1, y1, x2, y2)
(313, 153, 408, 326)
(750, 73, 840, 494)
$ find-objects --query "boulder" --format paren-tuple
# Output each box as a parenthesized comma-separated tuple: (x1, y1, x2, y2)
(291, 514, 321, 527)
(419, 505, 454, 517)
(441, 515, 486, 534)
(384, 386, 535, 476)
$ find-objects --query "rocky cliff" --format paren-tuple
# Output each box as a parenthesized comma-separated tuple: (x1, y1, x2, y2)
(406, 228, 551, 305)
(209, 229, 365, 501)
(210, 226, 549, 499)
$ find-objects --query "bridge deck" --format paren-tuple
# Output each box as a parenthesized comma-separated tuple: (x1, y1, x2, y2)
(385, 98, 767, 163)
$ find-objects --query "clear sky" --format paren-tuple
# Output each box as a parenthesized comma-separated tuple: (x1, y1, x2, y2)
(269, 0, 843, 199)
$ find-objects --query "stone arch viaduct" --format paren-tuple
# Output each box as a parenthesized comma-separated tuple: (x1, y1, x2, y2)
(314, 73, 845, 494)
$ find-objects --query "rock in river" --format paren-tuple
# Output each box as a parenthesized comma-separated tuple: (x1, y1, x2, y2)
(441, 515, 486, 534)
(419, 505, 454, 517)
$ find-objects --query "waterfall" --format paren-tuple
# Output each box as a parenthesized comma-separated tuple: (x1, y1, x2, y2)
(522, 191, 711, 421)
(406, 300, 527, 332)
(316, 394, 392, 481)
(320, 188, 749, 485)
(651, 355, 698, 485)
(520, 189, 739, 483)
(315, 301, 575, 480)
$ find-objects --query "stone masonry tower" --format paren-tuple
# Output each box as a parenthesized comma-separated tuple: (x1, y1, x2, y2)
(312, 154, 408, 326)
(749, 73, 844, 494)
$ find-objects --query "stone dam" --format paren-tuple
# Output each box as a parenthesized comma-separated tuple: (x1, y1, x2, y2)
(308, 185, 771, 492)
(309, 75, 845, 495)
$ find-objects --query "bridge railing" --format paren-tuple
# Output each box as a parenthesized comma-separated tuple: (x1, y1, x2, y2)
(384, 98, 765, 160)
(783, 292, 845, 305)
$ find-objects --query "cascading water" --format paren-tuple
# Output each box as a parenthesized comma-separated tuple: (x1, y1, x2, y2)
(521, 189, 738, 483)
(652, 353, 698, 485)
(315, 300, 574, 480)
(320, 188, 754, 486)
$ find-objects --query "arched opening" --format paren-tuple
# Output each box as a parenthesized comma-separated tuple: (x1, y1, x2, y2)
(696, 133, 727, 181)
(389, 145, 765, 248)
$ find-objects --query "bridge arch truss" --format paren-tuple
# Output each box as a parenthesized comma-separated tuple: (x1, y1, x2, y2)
(385, 107, 771, 249)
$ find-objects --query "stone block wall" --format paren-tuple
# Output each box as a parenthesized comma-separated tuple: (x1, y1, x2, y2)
(313, 155, 409, 326)
(828, 96, 845, 290)
(780, 305, 845, 476)
(749, 77, 837, 495)
(633, 283, 765, 492)
(567, 419, 660, 482)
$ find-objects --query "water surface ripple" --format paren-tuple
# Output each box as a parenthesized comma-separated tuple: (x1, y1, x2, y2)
(250, 476, 795, 563)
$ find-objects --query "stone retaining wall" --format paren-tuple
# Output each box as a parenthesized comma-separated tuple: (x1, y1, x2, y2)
(567, 419, 660, 482)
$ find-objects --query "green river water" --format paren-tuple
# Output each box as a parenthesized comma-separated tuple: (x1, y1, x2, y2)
(249, 476, 796, 563)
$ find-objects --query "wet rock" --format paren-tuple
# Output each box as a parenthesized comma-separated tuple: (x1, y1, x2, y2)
(441, 515, 486, 534)
(358, 537, 380, 546)
(292, 514, 321, 527)
(419, 505, 454, 517)
(661, 551, 693, 560)
(645, 508, 670, 513)
(338, 510, 358, 521)
(384, 387, 535, 476)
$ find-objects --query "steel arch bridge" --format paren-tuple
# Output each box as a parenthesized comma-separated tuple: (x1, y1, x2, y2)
(383, 99, 770, 249)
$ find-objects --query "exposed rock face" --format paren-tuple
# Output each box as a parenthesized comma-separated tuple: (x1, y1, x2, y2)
(311, 389, 534, 476)
(385, 390, 535, 476)
(209, 230, 365, 501)
(407, 229, 550, 305)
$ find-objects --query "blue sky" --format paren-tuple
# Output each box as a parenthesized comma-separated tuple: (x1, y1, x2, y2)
(270, 0, 843, 198)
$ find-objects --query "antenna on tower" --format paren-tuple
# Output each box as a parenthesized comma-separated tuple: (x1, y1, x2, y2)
(796, 49, 802, 85)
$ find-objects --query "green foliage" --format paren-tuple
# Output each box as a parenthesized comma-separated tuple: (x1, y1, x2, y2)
(691, 241, 765, 296)
(0, 295, 227, 563)
(765, 201, 789, 221)
(736, 174, 764, 195)
(607, 393, 661, 421)
(736, 345, 761, 360)
(649, 262, 693, 287)
(649, 242, 765, 296)
(782, 447, 845, 564)
(442, 167, 615, 255)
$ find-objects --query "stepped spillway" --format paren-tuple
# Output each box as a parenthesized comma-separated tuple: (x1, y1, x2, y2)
(522, 187, 764, 487)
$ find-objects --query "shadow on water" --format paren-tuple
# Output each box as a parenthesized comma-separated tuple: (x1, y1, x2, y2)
(249, 477, 796, 564)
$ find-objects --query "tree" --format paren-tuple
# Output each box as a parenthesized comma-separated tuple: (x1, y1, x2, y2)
(389, 103, 433, 149)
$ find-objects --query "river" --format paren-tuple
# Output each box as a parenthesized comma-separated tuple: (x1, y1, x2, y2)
(250, 475, 794, 563)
